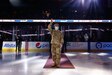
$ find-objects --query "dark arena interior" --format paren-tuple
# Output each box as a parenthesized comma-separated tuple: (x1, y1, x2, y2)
(0, 0, 112, 75)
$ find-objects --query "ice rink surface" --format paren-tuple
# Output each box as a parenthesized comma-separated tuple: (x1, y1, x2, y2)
(0, 52, 112, 75)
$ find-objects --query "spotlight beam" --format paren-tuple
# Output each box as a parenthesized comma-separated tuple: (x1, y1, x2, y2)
(82, 0, 85, 6)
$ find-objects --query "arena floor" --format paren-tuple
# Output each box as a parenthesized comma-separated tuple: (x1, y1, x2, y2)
(0, 52, 112, 75)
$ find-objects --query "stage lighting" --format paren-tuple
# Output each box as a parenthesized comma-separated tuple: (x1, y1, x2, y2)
(92, 0, 98, 2)
(69, 0, 99, 9)
(81, 0, 85, 5)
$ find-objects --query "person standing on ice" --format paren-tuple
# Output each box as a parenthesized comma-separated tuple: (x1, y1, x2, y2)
(48, 19, 64, 68)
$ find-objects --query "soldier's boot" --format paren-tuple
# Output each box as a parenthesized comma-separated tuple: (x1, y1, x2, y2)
(51, 62, 57, 67)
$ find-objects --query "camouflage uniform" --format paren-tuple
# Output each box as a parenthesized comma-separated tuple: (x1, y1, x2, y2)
(48, 23, 64, 66)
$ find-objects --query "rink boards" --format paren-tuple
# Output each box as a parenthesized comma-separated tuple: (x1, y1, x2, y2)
(2, 42, 49, 53)
(2, 41, 112, 53)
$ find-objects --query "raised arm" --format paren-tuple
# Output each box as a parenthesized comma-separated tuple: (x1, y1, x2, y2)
(48, 19, 53, 32)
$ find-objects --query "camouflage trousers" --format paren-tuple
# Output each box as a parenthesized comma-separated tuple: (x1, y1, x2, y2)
(51, 44, 61, 66)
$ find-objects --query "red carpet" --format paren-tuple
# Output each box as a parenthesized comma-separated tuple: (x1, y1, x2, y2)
(44, 54, 75, 69)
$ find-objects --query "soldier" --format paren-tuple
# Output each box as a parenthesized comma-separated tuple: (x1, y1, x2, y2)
(48, 19, 64, 68)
